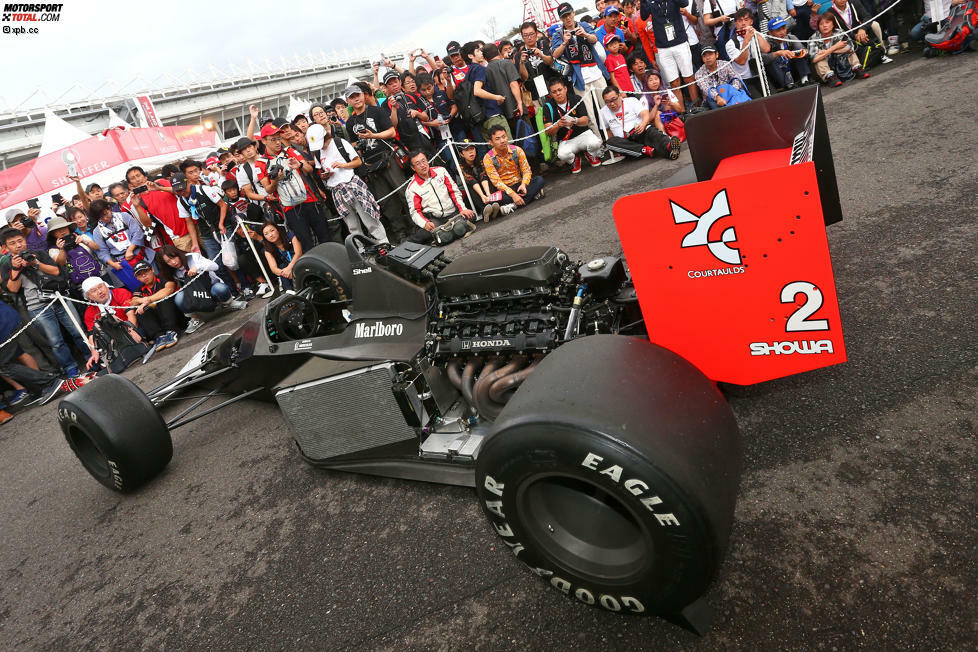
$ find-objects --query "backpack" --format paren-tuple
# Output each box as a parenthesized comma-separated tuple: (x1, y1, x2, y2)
(63, 245, 101, 286)
(513, 118, 540, 158)
(91, 314, 149, 373)
(853, 40, 885, 70)
(454, 78, 486, 128)
(926, 0, 978, 51)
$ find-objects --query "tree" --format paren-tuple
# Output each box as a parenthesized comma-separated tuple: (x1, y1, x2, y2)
(482, 16, 499, 41)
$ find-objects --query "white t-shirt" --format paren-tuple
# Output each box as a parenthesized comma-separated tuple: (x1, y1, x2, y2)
(709, 0, 740, 35)
(315, 139, 360, 188)
(725, 36, 755, 79)
(599, 96, 646, 138)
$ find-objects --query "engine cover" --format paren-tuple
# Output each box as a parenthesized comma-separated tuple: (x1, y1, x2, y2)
(436, 246, 564, 297)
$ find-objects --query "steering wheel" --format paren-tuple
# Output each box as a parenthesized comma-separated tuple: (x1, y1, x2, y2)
(270, 295, 320, 340)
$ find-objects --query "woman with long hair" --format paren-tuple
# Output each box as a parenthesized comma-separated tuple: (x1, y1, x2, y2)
(157, 244, 246, 334)
(261, 221, 302, 291)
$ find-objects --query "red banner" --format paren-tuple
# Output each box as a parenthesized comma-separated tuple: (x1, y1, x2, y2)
(0, 125, 216, 209)
(135, 95, 161, 128)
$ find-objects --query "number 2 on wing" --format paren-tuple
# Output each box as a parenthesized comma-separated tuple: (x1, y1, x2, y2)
(781, 281, 829, 332)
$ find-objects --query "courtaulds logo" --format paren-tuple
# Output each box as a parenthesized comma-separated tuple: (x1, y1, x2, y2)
(670, 189, 742, 266)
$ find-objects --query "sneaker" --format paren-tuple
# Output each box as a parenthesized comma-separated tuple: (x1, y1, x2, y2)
(155, 331, 179, 351)
(886, 44, 900, 55)
(584, 152, 602, 167)
(641, 146, 655, 158)
(34, 378, 67, 406)
(241, 287, 255, 300)
(8, 389, 28, 407)
(570, 156, 582, 174)
(667, 136, 682, 160)
(185, 317, 205, 335)
(500, 204, 516, 216)
(255, 283, 273, 298)
(0, 409, 13, 425)
(881, 54, 894, 63)
(533, 187, 545, 201)
(482, 204, 494, 221)
(225, 299, 248, 311)
(854, 67, 871, 79)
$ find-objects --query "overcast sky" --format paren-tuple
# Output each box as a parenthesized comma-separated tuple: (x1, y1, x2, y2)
(0, 0, 584, 113)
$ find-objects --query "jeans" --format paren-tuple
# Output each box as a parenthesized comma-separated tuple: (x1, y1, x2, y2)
(174, 281, 232, 314)
(515, 176, 546, 207)
(283, 201, 339, 253)
(792, 4, 814, 42)
(766, 56, 813, 89)
(30, 300, 89, 374)
(0, 361, 59, 393)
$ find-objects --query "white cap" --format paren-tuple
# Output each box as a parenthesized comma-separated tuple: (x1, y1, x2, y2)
(81, 276, 107, 295)
(306, 123, 329, 152)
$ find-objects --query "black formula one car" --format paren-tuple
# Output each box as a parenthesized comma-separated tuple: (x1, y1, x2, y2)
(57, 87, 846, 634)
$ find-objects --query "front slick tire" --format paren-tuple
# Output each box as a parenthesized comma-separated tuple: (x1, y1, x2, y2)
(475, 335, 741, 618)
(58, 374, 172, 493)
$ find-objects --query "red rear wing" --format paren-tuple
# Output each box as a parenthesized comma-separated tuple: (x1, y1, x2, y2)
(613, 87, 846, 385)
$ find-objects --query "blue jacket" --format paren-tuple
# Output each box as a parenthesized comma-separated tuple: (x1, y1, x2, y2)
(549, 21, 610, 91)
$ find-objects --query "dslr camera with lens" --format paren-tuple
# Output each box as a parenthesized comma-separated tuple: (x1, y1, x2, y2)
(62, 232, 78, 249)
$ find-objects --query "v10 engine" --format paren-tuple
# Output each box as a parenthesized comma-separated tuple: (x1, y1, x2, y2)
(419, 246, 642, 420)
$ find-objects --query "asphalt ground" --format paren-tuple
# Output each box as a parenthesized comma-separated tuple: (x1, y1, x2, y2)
(0, 52, 975, 649)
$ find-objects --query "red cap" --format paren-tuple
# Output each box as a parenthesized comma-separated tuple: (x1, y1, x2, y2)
(259, 123, 280, 139)
(603, 33, 621, 46)
(205, 156, 219, 167)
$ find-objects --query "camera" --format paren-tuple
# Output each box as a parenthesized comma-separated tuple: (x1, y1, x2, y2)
(132, 184, 149, 194)
(26, 198, 39, 210)
(20, 216, 36, 229)
(22, 253, 37, 265)
(62, 232, 77, 248)
(267, 163, 284, 180)
(51, 193, 64, 205)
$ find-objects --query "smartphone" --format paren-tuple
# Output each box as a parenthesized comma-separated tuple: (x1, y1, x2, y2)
(132, 185, 149, 194)
(26, 198, 40, 210)
(51, 193, 64, 204)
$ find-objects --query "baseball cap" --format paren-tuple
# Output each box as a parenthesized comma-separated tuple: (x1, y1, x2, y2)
(205, 156, 219, 168)
(701, 44, 718, 54)
(446, 40, 461, 55)
(133, 261, 153, 274)
(233, 136, 254, 151)
(305, 124, 329, 152)
(557, 2, 575, 17)
(382, 70, 400, 84)
(603, 6, 621, 15)
(85, 183, 102, 193)
(259, 123, 280, 139)
(603, 33, 621, 46)
(768, 16, 788, 30)
(81, 277, 106, 295)
(271, 117, 289, 129)
(170, 172, 188, 192)
(343, 84, 364, 99)
(5, 208, 26, 224)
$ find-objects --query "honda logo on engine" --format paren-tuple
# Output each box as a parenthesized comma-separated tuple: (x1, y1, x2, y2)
(671, 189, 742, 266)
(354, 321, 404, 338)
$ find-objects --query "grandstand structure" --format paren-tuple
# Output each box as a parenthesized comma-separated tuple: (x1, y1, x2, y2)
(0, 50, 406, 170)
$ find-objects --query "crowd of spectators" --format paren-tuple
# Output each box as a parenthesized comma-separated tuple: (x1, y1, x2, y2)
(0, 0, 970, 421)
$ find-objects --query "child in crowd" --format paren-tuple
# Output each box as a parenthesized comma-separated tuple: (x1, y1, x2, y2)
(457, 141, 510, 221)
(603, 34, 635, 92)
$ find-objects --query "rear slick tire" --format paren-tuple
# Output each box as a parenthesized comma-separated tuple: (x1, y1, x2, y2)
(293, 242, 353, 302)
(475, 335, 741, 617)
(57, 374, 172, 493)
